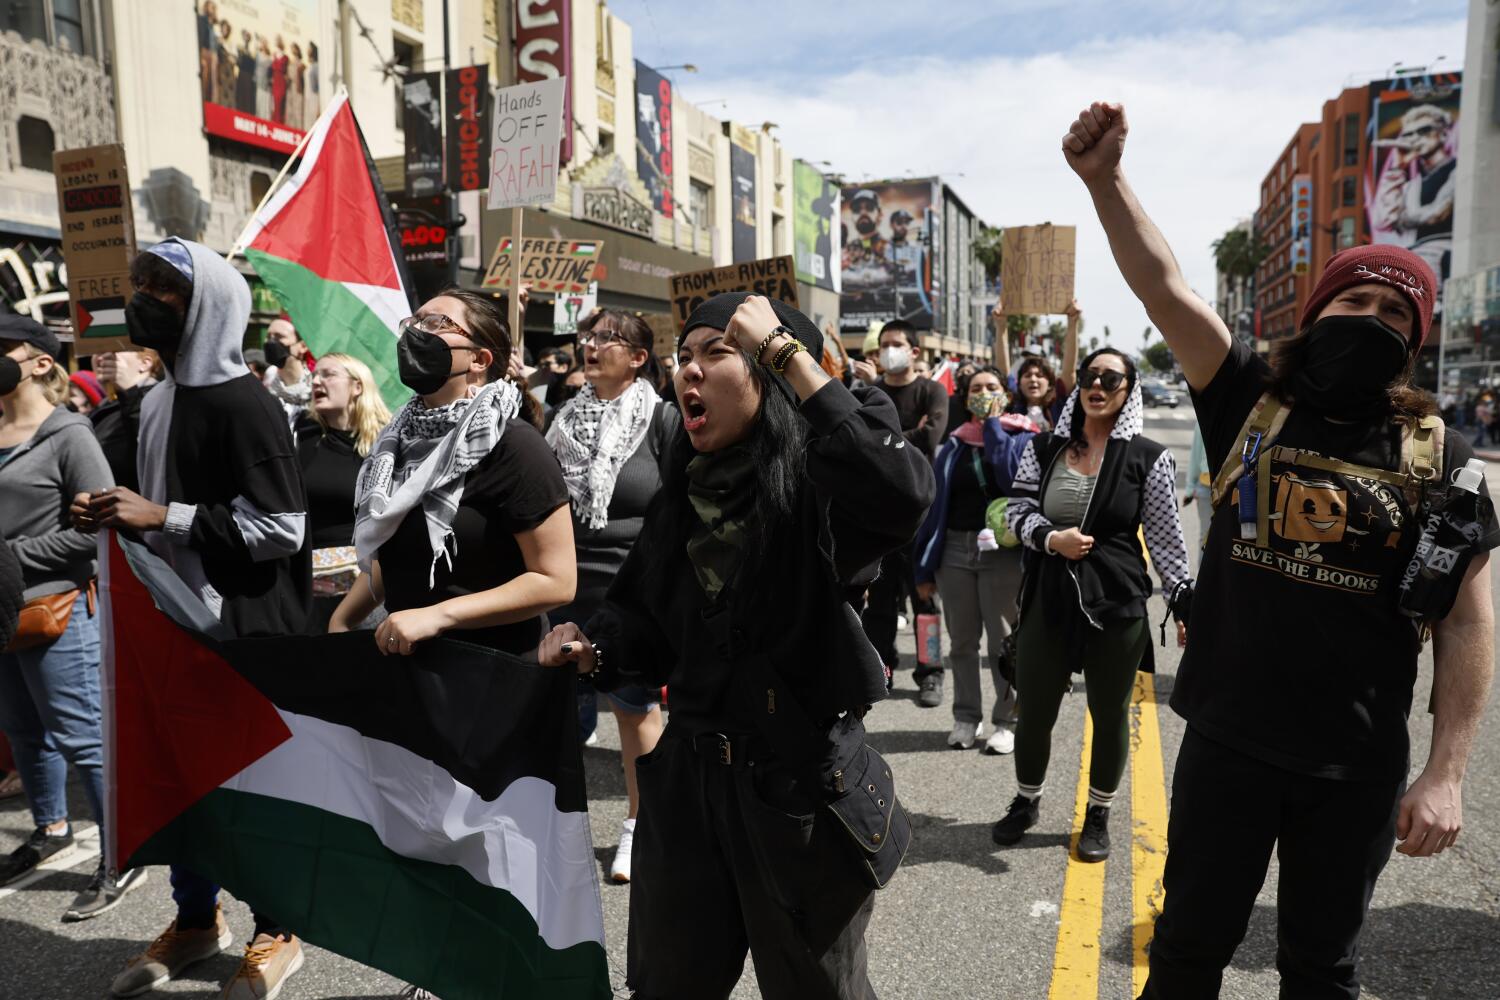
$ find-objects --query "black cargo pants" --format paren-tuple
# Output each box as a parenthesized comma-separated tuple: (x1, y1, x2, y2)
(626, 732, 877, 1000)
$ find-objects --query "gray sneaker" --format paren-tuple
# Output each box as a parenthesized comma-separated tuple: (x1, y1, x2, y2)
(947, 721, 979, 750)
(917, 674, 944, 708)
(64, 861, 148, 922)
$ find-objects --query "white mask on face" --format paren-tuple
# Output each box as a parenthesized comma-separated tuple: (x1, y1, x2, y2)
(880, 346, 910, 373)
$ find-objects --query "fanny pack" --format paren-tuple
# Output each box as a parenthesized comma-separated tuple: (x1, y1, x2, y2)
(8, 581, 95, 652)
(705, 603, 912, 890)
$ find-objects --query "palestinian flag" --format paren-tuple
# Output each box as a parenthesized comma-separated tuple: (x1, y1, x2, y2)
(75, 296, 128, 341)
(235, 90, 415, 411)
(101, 532, 608, 1000)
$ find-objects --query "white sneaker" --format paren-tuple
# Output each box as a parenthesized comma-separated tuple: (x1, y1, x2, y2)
(984, 725, 1016, 755)
(610, 818, 635, 883)
(947, 721, 979, 750)
(583, 730, 599, 747)
(896, 614, 909, 631)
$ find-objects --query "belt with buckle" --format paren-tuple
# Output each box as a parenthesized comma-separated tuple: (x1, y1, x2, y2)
(687, 732, 760, 766)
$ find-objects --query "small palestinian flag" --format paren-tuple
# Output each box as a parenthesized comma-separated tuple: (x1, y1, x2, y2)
(235, 89, 415, 411)
(101, 533, 608, 1000)
(75, 296, 127, 340)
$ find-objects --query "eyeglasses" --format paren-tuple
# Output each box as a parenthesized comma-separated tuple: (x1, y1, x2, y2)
(399, 313, 471, 338)
(576, 329, 624, 348)
(1077, 367, 1127, 393)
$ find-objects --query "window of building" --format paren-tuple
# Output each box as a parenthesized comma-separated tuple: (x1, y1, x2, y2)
(1343, 113, 1359, 167)
(393, 38, 419, 130)
(689, 180, 712, 229)
(0, 1, 49, 44)
(52, 0, 89, 54)
(1341, 177, 1356, 207)
(597, 129, 614, 156)
(249, 170, 273, 206)
(1291, 145, 1298, 170)
(1338, 216, 1356, 249)
(0, 0, 92, 54)
(17, 116, 55, 172)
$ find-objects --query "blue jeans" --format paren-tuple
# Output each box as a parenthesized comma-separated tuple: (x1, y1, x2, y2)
(0, 591, 104, 831)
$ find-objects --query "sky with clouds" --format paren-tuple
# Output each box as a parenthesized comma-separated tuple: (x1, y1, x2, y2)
(618, 0, 1469, 351)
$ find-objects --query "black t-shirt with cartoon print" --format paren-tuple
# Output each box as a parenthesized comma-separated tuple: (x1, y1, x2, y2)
(1178, 340, 1499, 781)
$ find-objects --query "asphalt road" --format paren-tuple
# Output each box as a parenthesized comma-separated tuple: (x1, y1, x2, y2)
(3, 405, 1498, 999)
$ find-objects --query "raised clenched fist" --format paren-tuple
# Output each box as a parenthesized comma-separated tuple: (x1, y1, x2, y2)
(1062, 101, 1128, 185)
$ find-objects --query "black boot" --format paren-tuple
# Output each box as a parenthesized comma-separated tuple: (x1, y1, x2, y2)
(991, 794, 1040, 846)
(1077, 805, 1111, 862)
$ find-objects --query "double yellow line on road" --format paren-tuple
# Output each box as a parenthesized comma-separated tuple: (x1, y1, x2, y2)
(1046, 672, 1170, 1000)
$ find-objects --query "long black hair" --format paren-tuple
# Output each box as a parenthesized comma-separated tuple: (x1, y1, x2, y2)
(1067, 347, 1136, 455)
(636, 351, 808, 600)
(435, 286, 544, 429)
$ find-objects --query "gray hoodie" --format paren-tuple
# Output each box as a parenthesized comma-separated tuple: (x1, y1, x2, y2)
(0, 405, 115, 600)
(135, 238, 309, 633)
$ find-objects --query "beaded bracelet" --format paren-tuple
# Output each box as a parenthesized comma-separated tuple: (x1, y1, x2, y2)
(756, 325, 795, 366)
(770, 339, 806, 374)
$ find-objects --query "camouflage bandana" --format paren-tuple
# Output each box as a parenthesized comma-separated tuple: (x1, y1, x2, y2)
(685, 444, 758, 599)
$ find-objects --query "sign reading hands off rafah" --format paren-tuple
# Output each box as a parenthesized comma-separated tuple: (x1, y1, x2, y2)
(1000, 224, 1076, 315)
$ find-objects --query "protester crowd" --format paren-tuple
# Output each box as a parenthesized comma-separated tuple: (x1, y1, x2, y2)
(0, 100, 1495, 1000)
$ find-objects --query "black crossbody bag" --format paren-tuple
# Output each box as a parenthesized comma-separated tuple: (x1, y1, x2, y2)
(703, 603, 913, 890)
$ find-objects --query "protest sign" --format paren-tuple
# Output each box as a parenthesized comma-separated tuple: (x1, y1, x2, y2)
(486, 77, 565, 210)
(480, 237, 604, 294)
(668, 255, 799, 328)
(999, 224, 1075, 315)
(53, 144, 136, 355)
(645, 313, 678, 359)
(553, 281, 597, 338)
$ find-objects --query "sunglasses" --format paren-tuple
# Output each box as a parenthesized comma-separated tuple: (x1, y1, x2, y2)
(1077, 367, 1128, 393)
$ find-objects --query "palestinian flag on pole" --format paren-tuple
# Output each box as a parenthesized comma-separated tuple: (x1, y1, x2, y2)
(234, 90, 415, 411)
(100, 532, 608, 1000)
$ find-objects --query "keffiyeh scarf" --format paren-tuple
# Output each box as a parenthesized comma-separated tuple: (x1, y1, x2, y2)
(353, 380, 521, 585)
(545, 378, 659, 530)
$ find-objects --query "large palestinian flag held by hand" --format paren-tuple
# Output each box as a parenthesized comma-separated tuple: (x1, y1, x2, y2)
(236, 90, 414, 411)
(100, 532, 608, 1000)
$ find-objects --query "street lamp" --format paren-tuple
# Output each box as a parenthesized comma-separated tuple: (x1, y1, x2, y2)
(653, 64, 698, 73)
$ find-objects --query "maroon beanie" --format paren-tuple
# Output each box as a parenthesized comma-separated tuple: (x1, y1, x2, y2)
(70, 370, 104, 406)
(1298, 245, 1438, 351)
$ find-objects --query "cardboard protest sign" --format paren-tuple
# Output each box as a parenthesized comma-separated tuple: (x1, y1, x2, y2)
(480, 237, 603, 294)
(53, 144, 136, 355)
(552, 281, 598, 338)
(669, 255, 799, 328)
(999, 224, 1075, 315)
(486, 78, 565, 210)
(644, 313, 678, 359)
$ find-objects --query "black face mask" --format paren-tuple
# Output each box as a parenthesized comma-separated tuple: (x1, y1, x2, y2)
(1290, 314, 1410, 418)
(262, 338, 291, 368)
(125, 292, 185, 353)
(397, 327, 467, 396)
(0, 356, 21, 396)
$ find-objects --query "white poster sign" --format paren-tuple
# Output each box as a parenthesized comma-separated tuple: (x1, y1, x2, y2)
(486, 77, 566, 209)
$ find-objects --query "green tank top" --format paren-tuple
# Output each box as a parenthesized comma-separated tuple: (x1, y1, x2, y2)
(1042, 465, 1097, 528)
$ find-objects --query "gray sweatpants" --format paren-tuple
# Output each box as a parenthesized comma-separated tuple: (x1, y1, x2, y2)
(933, 531, 1022, 726)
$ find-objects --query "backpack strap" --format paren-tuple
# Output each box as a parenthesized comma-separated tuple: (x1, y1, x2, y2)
(1400, 414, 1444, 510)
(1210, 392, 1289, 508)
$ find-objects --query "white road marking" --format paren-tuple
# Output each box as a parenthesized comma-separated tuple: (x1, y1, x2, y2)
(1031, 899, 1060, 919)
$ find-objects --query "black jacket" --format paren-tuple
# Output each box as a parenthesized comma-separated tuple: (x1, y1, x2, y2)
(586, 381, 934, 730)
(1008, 383, 1189, 629)
(0, 537, 22, 651)
(90, 381, 155, 492)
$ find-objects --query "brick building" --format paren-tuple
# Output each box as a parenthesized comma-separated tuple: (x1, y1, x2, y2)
(1254, 84, 1372, 344)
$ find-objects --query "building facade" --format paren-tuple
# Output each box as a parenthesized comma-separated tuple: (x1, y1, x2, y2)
(1441, 0, 1500, 402)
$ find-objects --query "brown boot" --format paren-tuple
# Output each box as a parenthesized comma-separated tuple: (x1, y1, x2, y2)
(219, 933, 305, 1000)
(111, 907, 233, 997)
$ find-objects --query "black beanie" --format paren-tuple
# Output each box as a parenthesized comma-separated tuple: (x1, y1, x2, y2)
(679, 292, 823, 365)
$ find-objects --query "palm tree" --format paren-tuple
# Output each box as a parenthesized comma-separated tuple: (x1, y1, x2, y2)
(1212, 227, 1269, 336)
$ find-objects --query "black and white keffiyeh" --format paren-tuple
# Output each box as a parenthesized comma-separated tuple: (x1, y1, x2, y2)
(545, 378, 659, 530)
(353, 380, 522, 584)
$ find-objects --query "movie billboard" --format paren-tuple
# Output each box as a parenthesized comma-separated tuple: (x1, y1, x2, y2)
(793, 160, 839, 293)
(446, 65, 490, 192)
(730, 140, 757, 262)
(635, 61, 673, 218)
(194, 0, 322, 155)
(1366, 72, 1462, 326)
(840, 180, 936, 333)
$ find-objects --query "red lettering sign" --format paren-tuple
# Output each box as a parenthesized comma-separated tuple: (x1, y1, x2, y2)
(513, 0, 571, 165)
